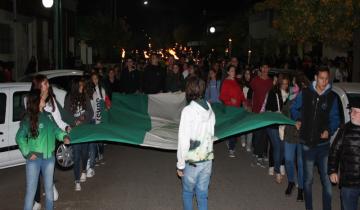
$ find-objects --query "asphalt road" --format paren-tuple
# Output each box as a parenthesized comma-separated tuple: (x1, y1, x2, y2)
(0, 141, 342, 210)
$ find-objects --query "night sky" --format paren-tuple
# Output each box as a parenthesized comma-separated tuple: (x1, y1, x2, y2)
(77, 0, 256, 37)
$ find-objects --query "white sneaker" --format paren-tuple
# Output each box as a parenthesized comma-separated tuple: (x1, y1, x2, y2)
(32, 202, 41, 210)
(246, 147, 251, 152)
(86, 168, 95, 178)
(228, 150, 236, 158)
(268, 167, 274, 176)
(80, 172, 87, 182)
(241, 142, 246, 148)
(280, 165, 286, 176)
(53, 184, 59, 201)
(75, 182, 81, 191)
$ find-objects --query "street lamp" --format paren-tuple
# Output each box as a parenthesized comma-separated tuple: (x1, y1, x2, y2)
(228, 38, 232, 57)
(209, 26, 216, 34)
(143, 0, 149, 5)
(42, 0, 53, 8)
(247, 50, 252, 65)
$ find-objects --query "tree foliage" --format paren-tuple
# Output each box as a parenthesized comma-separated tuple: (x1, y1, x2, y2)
(255, 0, 360, 45)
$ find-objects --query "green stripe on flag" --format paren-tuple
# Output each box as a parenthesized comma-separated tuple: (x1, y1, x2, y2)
(70, 93, 151, 145)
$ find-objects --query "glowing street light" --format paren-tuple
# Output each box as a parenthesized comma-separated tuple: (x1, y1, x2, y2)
(247, 49, 252, 65)
(143, 0, 149, 5)
(42, 0, 54, 8)
(228, 38, 232, 57)
(209, 26, 216, 34)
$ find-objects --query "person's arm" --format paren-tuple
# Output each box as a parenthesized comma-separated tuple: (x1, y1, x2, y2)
(15, 120, 30, 158)
(238, 86, 246, 107)
(328, 127, 344, 182)
(219, 81, 231, 105)
(177, 108, 192, 170)
(328, 96, 340, 136)
(165, 76, 171, 92)
(51, 99, 69, 131)
(290, 92, 302, 121)
(52, 120, 69, 143)
(205, 84, 211, 102)
(84, 96, 94, 123)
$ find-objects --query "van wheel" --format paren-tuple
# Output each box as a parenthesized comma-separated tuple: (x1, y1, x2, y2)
(55, 142, 74, 170)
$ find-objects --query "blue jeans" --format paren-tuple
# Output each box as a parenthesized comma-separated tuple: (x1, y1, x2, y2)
(341, 187, 360, 210)
(266, 128, 284, 174)
(302, 143, 332, 210)
(24, 156, 55, 210)
(73, 143, 88, 181)
(182, 161, 212, 210)
(88, 143, 98, 169)
(240, 132, 253, 150)
(284, 142, 303, 189)
(226, 135, 237, 151)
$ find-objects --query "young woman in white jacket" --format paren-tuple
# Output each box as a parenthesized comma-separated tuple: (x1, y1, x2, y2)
(177, 76, 216, 210)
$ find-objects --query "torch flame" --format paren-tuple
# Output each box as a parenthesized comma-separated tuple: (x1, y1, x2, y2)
(121, 48, 126, 59)
(144, 51, 150, 59)
(168, 49, 179, 60)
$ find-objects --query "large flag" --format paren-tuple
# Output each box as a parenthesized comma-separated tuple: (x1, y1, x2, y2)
(69, 93, 294, 150)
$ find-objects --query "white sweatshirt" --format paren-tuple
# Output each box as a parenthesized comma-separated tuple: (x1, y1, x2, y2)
(177, 100, 216, 170)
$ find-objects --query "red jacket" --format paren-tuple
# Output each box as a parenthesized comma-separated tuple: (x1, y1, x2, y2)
(250, 76, 273, 113)
(219, 79, 245, 107)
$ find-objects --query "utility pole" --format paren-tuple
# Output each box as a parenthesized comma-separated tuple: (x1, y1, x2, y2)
(12, 0, 18, 79)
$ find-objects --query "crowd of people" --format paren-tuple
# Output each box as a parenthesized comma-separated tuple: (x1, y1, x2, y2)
(14, 52, 360, 210)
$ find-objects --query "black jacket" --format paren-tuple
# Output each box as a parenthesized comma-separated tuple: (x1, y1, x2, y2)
(119, 68, 141, 94)
(265, 88, 284, 112)
(142, 65, 166, 94)
(165, 72, 184, 92)
(328, 122, 360, 187)
(290, 85, 340, 147)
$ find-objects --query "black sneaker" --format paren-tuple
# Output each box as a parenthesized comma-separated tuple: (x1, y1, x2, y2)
(285, 182, 295, 196)
(297, 188, 304, 202)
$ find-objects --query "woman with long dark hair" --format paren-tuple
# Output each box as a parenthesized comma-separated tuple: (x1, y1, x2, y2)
(64, 78, 93, 191)
(29, 74, 70, 209)
(16, 90, 70, 210)
(240, 69, 253, 152)
(264, 75, 290, 183)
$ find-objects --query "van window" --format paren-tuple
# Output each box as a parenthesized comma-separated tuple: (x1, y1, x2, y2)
(13, 91, 28, 122)
(0, 93, 6, 124)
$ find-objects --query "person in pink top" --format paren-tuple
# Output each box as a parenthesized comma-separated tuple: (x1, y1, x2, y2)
(219, 65, 246, 157)
(250, 64, 273, 165)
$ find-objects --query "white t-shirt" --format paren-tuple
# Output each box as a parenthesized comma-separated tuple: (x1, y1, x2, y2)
(91, 86, 106, 124)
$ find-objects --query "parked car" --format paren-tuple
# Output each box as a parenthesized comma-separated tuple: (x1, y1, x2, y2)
(0, 82, 75, 170)
(20, 69, 84, 92)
